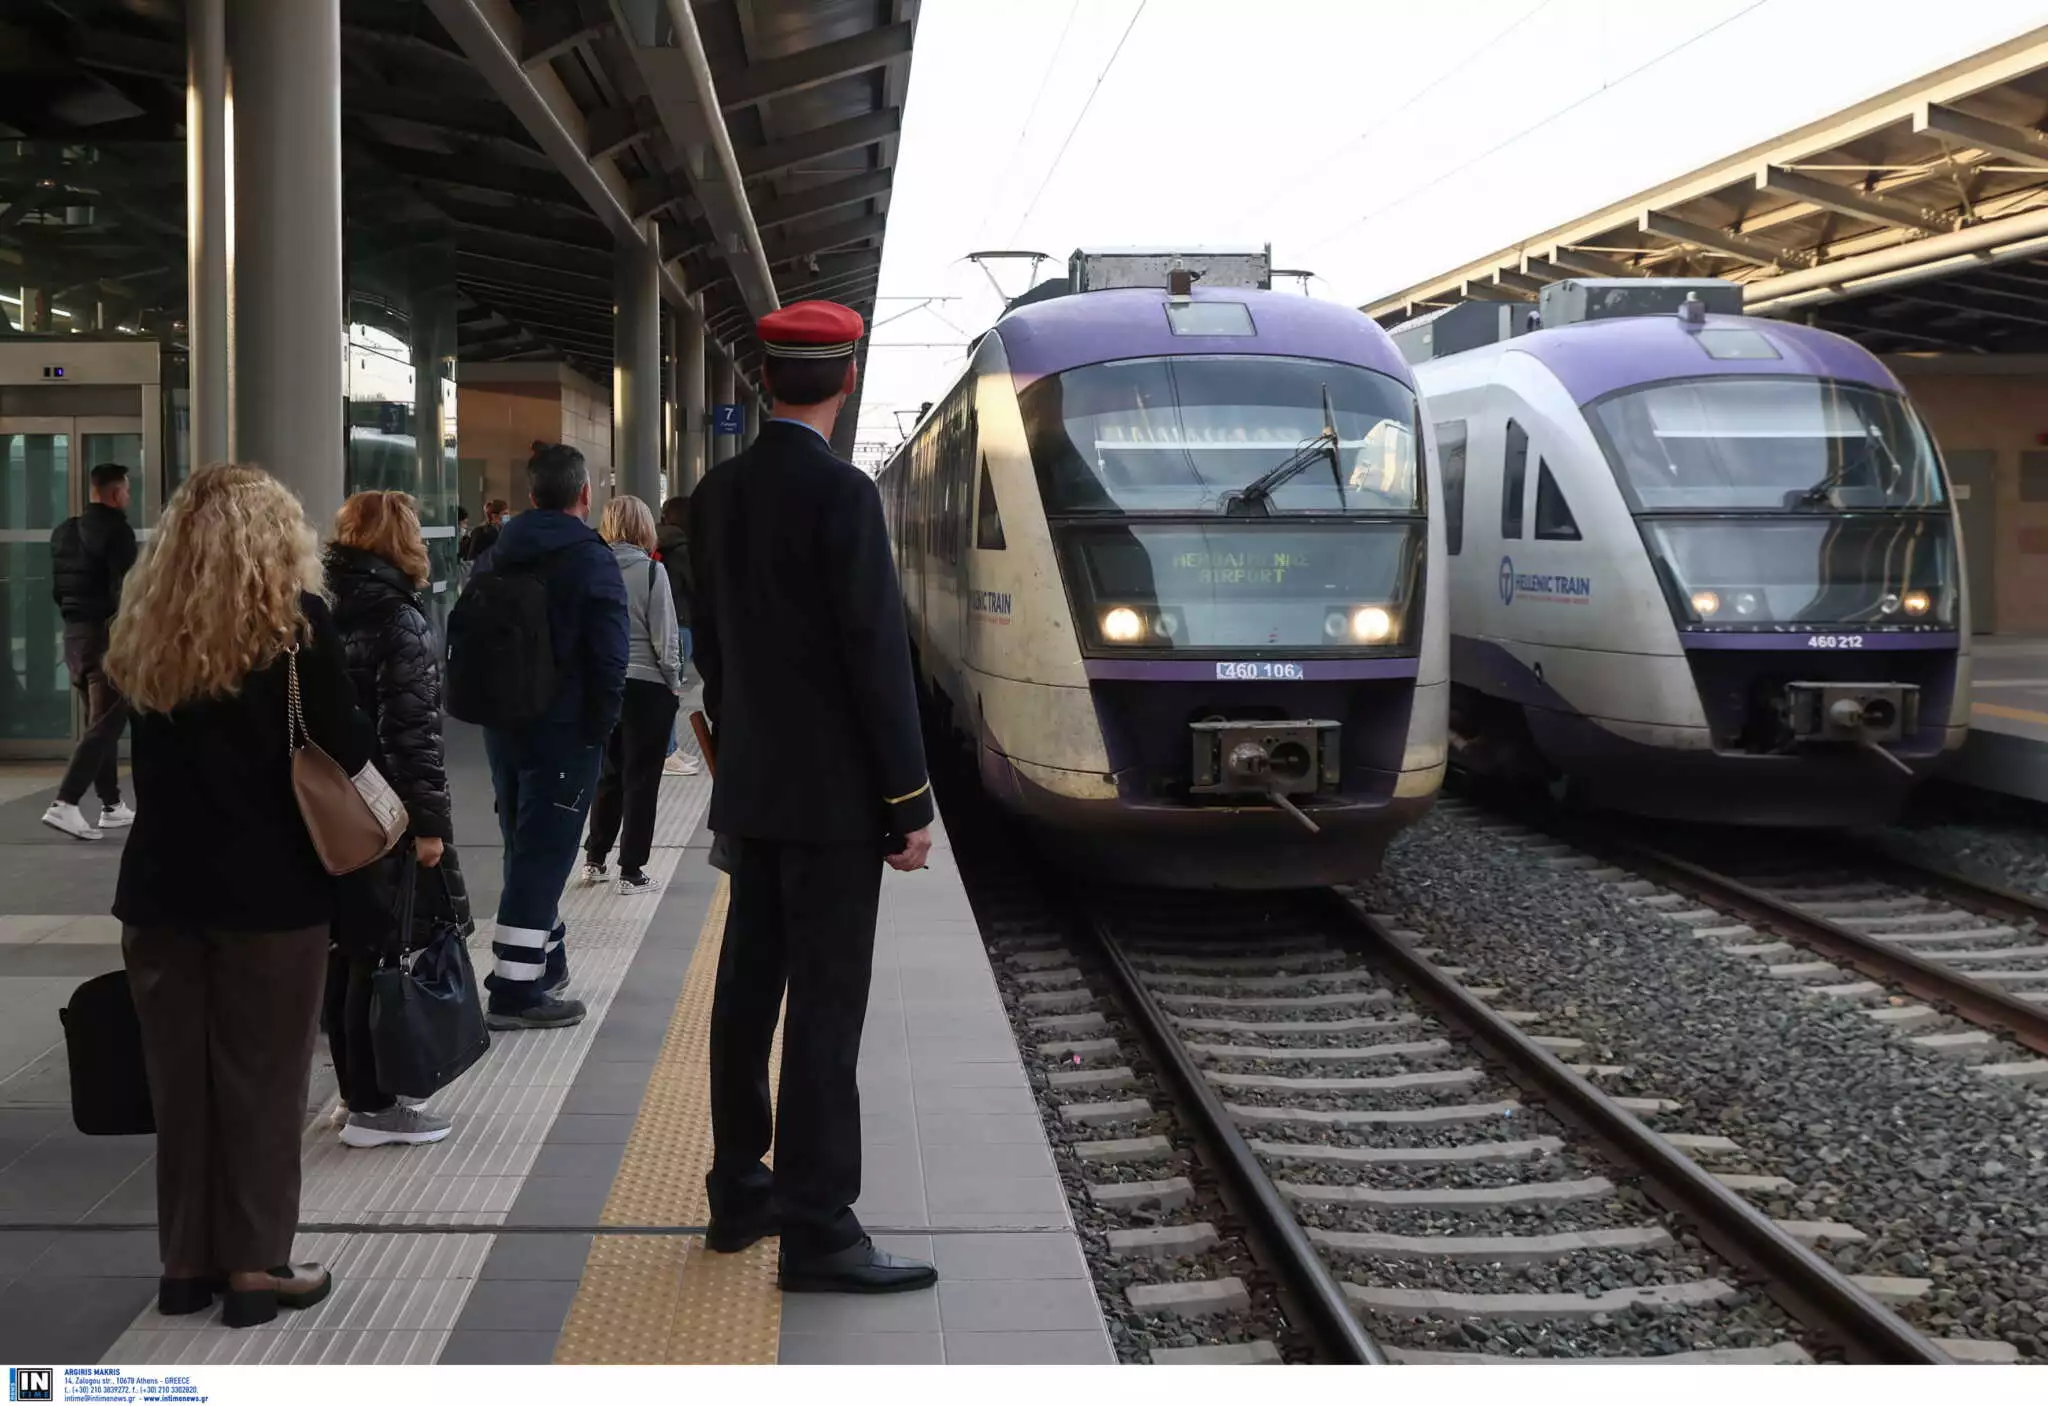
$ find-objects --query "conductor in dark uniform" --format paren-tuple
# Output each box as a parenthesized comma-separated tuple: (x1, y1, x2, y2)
(689, 301, 938, 1294)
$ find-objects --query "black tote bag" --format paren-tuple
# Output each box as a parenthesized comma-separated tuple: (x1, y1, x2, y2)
(369, 856, 491, 1099)
(60, 970, 155, 1136)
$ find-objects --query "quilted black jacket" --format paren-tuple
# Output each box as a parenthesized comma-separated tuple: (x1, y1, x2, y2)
(326, 544, 472, 950)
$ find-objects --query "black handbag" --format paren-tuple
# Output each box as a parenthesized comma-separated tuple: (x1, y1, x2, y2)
(369, 856, 490, 1099)
(60, 970, 155, 1136)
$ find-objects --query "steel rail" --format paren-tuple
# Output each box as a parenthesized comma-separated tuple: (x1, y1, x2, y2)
(1078, 908, 1389, 1365)
(1583, 830, 2048, 1060)
(1322, 894, 1950, 1365)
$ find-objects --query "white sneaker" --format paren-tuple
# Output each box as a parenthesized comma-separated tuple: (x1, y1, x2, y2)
(664, 754, 701, 776)
(98, 802, 136, 830)
(41, 802, 103, 841)
(583, 861, 608, 885)
(327, 1099, 349, 1128)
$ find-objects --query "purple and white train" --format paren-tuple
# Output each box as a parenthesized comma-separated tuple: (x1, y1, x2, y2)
(1402, 278, 1970, 825)
(878, 248, 1448, 888)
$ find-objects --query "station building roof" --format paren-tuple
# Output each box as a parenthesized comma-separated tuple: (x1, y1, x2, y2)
(1364, 26, 2048, 357)
(0, 0, 919, 389)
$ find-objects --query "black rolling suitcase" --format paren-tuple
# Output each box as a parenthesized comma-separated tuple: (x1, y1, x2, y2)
(59, 970, 156, 1136)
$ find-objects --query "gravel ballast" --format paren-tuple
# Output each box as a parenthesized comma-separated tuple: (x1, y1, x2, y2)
(1356, 804, 2048, 1362)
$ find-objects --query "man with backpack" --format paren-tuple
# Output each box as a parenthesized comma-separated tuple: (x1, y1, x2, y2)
(446, 444, 627, 1030)
(42, 463, 139, 841)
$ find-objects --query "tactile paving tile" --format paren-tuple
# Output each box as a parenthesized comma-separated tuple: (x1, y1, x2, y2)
(553, 877, 786, 1363)
(100, 777, 714, 1366)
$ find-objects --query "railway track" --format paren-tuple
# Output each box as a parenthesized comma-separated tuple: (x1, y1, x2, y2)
(954, 787, 1969, 1363)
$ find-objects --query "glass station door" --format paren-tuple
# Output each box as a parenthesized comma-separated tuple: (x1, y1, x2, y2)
(0, 418, 145, 746)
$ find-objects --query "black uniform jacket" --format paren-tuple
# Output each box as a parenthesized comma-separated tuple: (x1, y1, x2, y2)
(689, 418, 934, 846)
(50, 502, 137, 625)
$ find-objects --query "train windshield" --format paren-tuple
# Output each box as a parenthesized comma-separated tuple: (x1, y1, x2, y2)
(1644, 516, 1958, 629)
(1020, 355, 1422, 514)
(1590, 377, 1945, 512)
(1059, 521, 1423, 652)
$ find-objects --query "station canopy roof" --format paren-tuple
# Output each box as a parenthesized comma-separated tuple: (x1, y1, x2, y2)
(0, 0, 918, 386)
(1365, 26, 2048, 357)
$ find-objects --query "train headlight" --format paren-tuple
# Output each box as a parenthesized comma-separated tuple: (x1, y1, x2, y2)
(1101, 606, 1146, 643)
(1690, 590, 1721, 618)
(1324, 610, 1348, 640)
(1879, 592, 1901, 615)
(1350, 606, 1395, 644)
(1902, 590, 1931, 617)
(1732, 590, 1761, 618)
(1153, 611, 1181, 641)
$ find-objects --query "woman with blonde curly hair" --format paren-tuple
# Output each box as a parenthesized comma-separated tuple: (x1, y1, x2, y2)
(109, 463, 369, 1329)
(583, 493, 681, 895)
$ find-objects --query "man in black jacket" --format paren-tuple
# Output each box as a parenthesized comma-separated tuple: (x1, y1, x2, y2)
(43, 463, 139, 841)
(691, 301, 937, 1294)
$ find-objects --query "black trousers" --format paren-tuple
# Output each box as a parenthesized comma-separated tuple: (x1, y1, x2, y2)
(586, 679, 679, 874)
(323, 948, 394, 1116)
(59, 622, 127, 808)
(706, 838, 885, 1258)
(123, 922, 328, 1274)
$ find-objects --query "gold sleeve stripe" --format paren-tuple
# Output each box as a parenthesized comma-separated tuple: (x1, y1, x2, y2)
(885, 781, 930, 806)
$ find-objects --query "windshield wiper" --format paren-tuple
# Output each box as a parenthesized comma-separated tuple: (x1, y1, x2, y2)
(1789, 426, 1905, 508)
(1229, 385, 1343, 515)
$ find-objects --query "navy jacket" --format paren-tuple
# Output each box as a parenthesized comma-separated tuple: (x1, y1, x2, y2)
(473, 509, 628, 747)
(691, 420, 933, 845)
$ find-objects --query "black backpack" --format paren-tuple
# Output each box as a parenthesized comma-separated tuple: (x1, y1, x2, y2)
(445, 550, 563, 729)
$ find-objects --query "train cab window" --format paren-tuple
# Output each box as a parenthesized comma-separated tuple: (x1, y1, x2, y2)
(1435, 420, 1467, 556)
(1501, 419, 1528, 539)
(975, 457, 1007, 550)
(1534, 461, 1581, 541)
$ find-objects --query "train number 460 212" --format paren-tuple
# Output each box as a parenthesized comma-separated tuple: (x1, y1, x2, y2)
(1805, 635, 1866, 649)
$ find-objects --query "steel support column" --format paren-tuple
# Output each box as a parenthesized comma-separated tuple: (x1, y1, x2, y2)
(229, 0, 343, 517)
(679, 298, 707, 491)
(713, 355, 739, 465)
(614, 222, 662, 505)
(186, 0, 233, 467)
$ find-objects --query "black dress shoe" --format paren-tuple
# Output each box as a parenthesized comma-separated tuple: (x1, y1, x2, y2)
(705, 1212, 777, 1254)
(157, 1275, 227, 1316)
(778, 1238, 937, 1294)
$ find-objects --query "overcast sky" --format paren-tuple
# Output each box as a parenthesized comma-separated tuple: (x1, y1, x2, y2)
(853, 0, 2046, 457)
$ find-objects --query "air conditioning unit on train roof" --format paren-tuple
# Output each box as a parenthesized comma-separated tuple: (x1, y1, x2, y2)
(1069, 245, 1272, 292)
(1390, 301, 1531, 364)
(1537, 277, 1743, 328)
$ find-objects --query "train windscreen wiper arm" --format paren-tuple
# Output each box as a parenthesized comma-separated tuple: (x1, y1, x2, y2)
(1231, 386, 1343, 515)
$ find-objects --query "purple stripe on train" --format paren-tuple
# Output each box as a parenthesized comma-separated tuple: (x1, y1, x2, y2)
(1678, 630, 1959, 652)
(995, 287, 1416, 391)
(1084, 657, 1422, 682)
(1511, 314, 1903, 405)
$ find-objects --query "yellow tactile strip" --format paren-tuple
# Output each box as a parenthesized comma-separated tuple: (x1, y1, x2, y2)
(553, 877, 786, 1364)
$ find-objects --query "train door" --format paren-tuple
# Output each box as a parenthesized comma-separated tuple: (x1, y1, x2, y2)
(0, 341, 161, 757)
(1944, 448, 1996, 634)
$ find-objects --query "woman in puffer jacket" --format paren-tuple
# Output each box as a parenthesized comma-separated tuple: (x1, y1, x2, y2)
(323, 491, 472, 1149)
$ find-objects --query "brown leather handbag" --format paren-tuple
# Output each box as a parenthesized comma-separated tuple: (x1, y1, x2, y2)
(286, 645, 408, 875)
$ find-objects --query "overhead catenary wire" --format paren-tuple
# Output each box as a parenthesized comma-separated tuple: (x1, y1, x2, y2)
(1305, 0, 1777, 256)
(1008, 0, 1150, 242)
(972, 0, 1084, 248)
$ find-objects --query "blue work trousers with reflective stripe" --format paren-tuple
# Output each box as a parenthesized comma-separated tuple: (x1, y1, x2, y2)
(483, 730, 602, 1012)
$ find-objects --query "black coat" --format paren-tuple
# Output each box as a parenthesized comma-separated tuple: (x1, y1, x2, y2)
(50, 502, 137, 625)
(115, 594, 372, 932)
(325, 545, 472, 951)
(655, 521, 693, 628)
(689, 419, 935, 845)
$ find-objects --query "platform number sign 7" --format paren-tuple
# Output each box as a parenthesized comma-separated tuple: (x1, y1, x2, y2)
(9, 1370, 52, 1403)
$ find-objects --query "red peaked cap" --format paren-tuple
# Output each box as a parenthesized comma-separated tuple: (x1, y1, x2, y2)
(757, 300, 864, 360)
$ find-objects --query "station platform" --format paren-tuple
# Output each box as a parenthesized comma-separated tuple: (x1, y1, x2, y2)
(0, 722, 1111, 1367)
(1951, 636, 2048, 804)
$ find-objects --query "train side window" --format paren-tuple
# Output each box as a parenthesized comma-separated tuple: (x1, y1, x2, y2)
(1534, 460, 1580, 541)
(1434, 419, 1467, 556)
(1501, 418, 1527, 540)
(975, 456, 1007, 550)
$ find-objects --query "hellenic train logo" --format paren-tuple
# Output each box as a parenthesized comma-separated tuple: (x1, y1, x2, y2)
(1499, 556, 1515, 606)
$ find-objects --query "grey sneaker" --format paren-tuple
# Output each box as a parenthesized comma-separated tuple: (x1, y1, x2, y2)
(618, 870, 658, 896)
(339, 1105, 453, 1148)
(582, 861, 608, 885)
(486, 996, 586, 1030)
